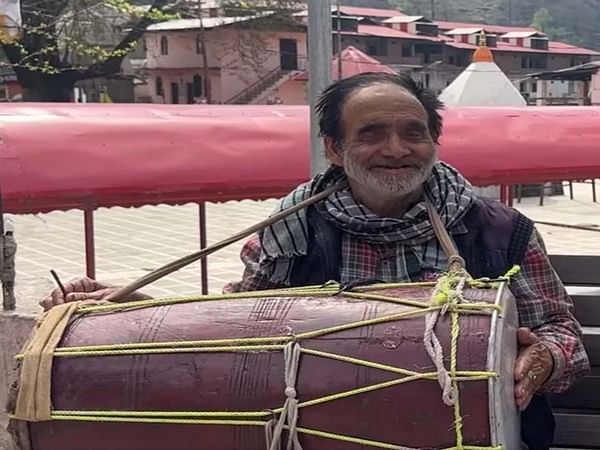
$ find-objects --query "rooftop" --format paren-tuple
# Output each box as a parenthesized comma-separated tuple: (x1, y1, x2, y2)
(382, 15, 425, 24)
(501, 31, 545, 39)
(435, 20, 537, 34)
(146, 13, 272, 31)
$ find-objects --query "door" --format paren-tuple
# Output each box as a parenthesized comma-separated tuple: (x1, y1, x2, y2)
(170, 82, 179, 104)
(279, 39, 298, 71)
(186, 82, 194, 104)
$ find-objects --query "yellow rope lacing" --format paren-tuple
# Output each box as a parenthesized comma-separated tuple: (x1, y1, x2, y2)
(13, 267, 521, 450)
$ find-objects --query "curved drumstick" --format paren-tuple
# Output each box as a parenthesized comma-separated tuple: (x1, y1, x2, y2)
(103, 182, 348, 302)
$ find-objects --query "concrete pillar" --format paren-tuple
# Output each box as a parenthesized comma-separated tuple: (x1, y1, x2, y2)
(0, 313, 36, 450)
(536, 79, 547, 106)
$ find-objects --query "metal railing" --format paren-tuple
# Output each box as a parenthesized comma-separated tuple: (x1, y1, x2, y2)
(224, 66, 284, 104)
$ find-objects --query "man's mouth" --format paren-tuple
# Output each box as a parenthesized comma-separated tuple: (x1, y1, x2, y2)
(371, 163, 416, 170)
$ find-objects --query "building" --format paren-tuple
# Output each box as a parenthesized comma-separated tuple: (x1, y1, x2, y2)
(138, 4, 600, 104)
(141, 13, 307, 104)
(529, 61, 600, 106)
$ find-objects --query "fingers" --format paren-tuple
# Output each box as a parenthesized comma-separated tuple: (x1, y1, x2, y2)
(517, 327, 538, 347)
(515, 370, 535, 411)
(40, 276, 112, 310)
(65, 288, 115, 302)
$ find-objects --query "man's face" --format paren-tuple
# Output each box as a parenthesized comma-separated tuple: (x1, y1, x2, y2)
(328, 83, 437, 196)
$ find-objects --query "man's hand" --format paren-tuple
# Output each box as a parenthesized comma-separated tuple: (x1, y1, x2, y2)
(514, 327, 554, 410)
(40, 276, 149, 311)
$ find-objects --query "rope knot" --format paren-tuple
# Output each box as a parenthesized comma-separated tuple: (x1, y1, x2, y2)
(285, 387, 297, 398)
(265, 342, 303, 450)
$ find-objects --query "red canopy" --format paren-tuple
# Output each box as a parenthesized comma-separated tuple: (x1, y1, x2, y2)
(1, 103, 599, 214)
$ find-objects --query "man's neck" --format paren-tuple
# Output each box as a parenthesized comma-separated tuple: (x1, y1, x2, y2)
(349, 182, 424, 218)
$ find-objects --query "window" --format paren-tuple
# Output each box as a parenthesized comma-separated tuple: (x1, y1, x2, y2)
(366, 39, 388, 57)
(530, 38, 549, 50)
(448, 56, 455, 65)
(425, 73, 430, 87)
(402, 45, 413, 57)
(531, 82, 537, 93)
(519, 81, 527, 92)
(196, 35, 202, 54)
(156, 76, 164, 96)
(160, 36, 169, 55)
(193, 74, 202, 97)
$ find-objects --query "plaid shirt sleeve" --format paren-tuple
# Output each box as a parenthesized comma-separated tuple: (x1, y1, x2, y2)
(510, 229, 590, 393)
(222, 234, 284, 293)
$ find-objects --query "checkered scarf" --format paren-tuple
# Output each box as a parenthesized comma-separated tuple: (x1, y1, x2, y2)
(260, 161, 476, 283)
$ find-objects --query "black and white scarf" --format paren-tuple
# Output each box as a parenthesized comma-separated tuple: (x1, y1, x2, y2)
(260, 161, 476, 283)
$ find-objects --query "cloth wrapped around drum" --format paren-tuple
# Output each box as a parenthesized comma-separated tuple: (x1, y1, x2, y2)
(7, 273, 520, 450)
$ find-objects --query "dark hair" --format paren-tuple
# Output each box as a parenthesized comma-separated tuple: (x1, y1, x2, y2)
(316, 72, 444, 144)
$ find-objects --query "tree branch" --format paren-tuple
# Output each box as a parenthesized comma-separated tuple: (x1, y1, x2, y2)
(72, 0, 169, 80)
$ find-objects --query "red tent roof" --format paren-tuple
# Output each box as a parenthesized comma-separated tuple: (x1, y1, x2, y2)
(1, 104, 600, 214)
(293, 46, 396, 81)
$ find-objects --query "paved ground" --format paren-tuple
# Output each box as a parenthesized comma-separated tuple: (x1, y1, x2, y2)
(4, 182, 600, 316)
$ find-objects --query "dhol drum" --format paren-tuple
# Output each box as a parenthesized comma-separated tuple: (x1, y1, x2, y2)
(7, 278, 520, 450)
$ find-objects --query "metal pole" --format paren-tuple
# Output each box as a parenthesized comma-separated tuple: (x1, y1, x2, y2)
(198, 0, 212, 103)
(430, 0, 435, 20)
(308, 0, 332, 176)
(84, 209, 96, 279)
(198, 202, 208, 294)
(336, 0, 342, 81)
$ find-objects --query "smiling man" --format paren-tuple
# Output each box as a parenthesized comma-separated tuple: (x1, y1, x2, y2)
(42, 73, 588, 449)
(224, 73, 588, 449)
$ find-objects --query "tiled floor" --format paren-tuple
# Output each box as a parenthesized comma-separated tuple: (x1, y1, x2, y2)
(6, 182, 600, 315)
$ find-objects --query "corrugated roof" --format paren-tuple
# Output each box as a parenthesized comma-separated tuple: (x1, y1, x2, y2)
(146, 14, 271, 31)
(445, 27, 485, 35)
(337, 5, 403, 18)
(446, 40, 600, 56)
(358, 24, 441, 41)
(501, 31, 544, 38)
(436, 20, 536, 35)
(382, 15, 424, 24)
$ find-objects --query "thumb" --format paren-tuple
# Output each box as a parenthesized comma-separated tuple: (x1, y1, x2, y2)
(517, 327, 538, 346)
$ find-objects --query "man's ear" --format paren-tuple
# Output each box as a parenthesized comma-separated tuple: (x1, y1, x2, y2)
(324, 137, 343, 166)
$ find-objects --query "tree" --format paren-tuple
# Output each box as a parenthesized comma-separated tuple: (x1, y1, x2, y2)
(0, 0, 176, 101)
(530, 7, 553, 33)
(530, 7, 585, 46)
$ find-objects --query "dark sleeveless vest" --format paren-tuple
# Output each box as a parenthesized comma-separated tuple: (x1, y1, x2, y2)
(287, 197, 534, 286)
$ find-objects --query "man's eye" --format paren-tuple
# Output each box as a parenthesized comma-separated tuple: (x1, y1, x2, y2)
(406, 131, 425, 140)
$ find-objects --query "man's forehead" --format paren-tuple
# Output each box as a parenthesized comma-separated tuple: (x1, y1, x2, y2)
(342, 83, 428, 123)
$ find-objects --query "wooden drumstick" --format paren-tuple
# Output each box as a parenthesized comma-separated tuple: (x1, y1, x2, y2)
(103, 182, 348, 302)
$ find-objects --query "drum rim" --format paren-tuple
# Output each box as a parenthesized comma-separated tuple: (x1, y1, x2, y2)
(487, 282, 520, 449)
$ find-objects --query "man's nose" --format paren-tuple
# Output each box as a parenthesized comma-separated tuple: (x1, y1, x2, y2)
(380, 134, 411, 157)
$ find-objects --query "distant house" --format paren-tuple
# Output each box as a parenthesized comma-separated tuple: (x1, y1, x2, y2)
(138, 4, 600, 104)
(141, 13, 307, 104)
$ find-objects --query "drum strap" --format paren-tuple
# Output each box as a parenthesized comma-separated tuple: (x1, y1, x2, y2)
(425, 198, 467, 274)
(13, 302, 86, 421)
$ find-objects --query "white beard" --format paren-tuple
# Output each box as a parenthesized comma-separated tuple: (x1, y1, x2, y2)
(342, 147, 437, 196)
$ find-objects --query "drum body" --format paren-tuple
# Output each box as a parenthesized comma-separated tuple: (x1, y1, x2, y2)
(11, 283, 519, 450)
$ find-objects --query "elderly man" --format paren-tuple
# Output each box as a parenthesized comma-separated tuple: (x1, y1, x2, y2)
(43, 73, 588, 450)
